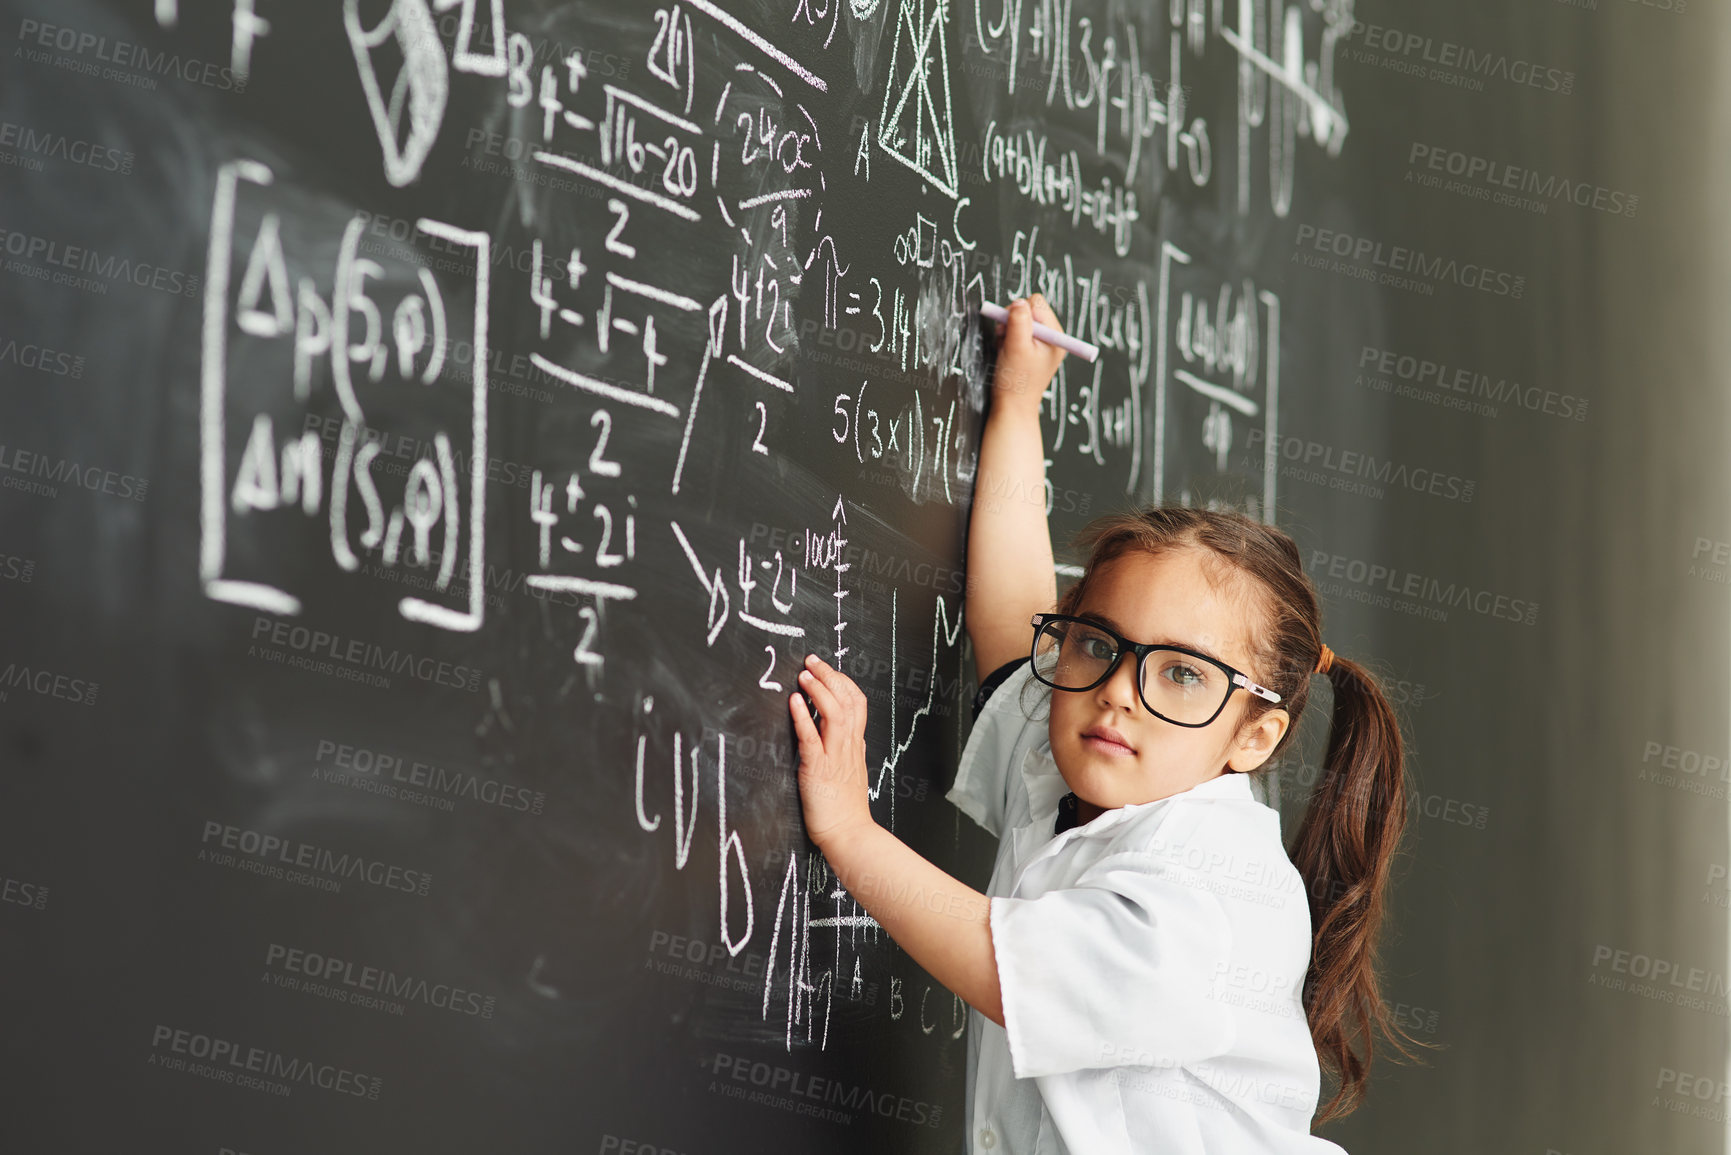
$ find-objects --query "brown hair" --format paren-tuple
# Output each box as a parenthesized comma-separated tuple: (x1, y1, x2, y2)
(1052, 502, 1436, 1126)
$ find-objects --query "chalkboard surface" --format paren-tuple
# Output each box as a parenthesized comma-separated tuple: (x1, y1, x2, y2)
(5, 0, 1726, 1152)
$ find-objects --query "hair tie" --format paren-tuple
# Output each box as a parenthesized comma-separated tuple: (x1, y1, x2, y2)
(1314, 642, 1334, 675)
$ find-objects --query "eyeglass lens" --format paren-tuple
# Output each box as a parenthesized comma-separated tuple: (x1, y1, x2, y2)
(1033, 618, 1230, 725)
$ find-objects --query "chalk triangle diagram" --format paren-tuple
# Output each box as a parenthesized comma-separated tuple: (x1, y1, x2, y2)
(877, 0, 960, 199)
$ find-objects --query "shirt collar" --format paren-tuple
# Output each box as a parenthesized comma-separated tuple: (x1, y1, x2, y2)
(1182, 770, 1256, 801)
(1049, 771, 1259, 836)
(1112, 769, 1257, 814)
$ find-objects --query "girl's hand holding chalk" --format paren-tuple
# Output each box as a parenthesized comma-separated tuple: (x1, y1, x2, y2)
(982, 299, 1099, 362)
(988, 295, 1071, 420)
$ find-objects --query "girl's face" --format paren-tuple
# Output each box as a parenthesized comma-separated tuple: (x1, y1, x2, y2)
(1046, 547, 1291, 813)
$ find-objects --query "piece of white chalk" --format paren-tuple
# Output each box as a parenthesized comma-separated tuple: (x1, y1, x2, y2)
(980, 301, 1100, 363)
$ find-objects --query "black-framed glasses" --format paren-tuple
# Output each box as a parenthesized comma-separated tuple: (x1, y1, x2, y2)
(1028, 613, 1282, 728)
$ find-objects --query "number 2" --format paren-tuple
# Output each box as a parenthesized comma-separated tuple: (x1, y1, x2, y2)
(574, 605, 603, 667)
(589, 409, 621, 476)
(606, 199, 635, 257)
(752, 401, 769, 454)
(758, 644, 782, 691)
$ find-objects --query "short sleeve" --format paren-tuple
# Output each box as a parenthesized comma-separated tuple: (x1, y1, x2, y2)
(990, 852, 1237, 1079)
(947, 659, 1046, 837)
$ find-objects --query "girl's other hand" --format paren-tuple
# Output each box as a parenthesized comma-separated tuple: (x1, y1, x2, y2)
(788, 655, 876, 850)
(990, 294, 1067, 421)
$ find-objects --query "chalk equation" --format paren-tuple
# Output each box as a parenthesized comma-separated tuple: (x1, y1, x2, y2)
(199, 159, 492, 631)
(1153, 240, 1284, 520)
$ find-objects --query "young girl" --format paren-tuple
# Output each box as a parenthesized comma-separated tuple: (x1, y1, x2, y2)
(788, 296, 1427, 1153)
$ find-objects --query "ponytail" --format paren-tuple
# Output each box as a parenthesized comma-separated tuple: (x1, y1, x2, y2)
(1055, 502, 1439, 1127)
(1289, 654, 1437, 1124)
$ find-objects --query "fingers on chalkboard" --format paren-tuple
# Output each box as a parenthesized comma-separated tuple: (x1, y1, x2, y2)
(788, 685, 820, 738)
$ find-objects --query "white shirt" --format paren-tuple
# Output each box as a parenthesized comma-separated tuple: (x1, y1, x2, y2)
(946, 661, 1348, 1155)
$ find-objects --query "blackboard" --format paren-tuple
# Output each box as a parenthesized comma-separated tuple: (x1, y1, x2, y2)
(6, 0, 1723, 1151)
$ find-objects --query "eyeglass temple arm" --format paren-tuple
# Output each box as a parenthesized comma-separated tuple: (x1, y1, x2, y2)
(1233, 673, 1281, 704)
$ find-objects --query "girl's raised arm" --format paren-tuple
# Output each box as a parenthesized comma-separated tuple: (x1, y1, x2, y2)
(966, 295, 1068, 681)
